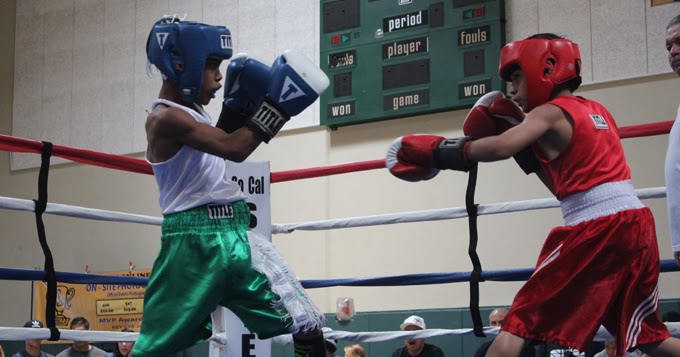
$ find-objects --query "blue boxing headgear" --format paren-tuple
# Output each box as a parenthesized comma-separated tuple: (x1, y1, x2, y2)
(146, 16, 233, 103)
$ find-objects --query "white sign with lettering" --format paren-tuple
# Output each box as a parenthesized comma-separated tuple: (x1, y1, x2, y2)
(210, 160, 272, 357)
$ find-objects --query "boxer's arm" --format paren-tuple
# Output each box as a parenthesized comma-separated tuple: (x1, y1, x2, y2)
(147, 106, 262, 163)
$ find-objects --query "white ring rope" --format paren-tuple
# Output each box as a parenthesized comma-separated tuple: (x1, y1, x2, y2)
(0, 196, 161, 226)
(271, 187, 666, 234)
(0, 187, 665, 233)
(2, 323, 680, 344)
(275, 323, 680, 344)
(0, 328, 139, 342)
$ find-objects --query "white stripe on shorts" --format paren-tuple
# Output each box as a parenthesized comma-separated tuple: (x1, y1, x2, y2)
(625, 284, 659, 351)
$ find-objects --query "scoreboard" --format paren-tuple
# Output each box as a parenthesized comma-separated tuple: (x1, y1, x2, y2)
(320, 0, 506, 128)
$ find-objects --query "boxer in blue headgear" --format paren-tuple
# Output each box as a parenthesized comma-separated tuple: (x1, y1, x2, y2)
(136, 15, 331, 357)
(146, 15, 233, 103)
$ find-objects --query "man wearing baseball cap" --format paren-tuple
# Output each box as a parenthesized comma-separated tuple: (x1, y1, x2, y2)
(391, 316, 445, 357)
(11, 320, 54, 357)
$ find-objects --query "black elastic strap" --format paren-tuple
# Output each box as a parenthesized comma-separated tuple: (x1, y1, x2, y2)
(466, 163, 485, 337)
(34, 141, 60, 341)
(434, 136, 472, 172)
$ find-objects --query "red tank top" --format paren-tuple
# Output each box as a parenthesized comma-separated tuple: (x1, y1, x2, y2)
(535, 96, 631, 200)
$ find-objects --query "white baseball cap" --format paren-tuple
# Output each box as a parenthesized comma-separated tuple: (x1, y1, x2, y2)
(400, 315, 426, 330)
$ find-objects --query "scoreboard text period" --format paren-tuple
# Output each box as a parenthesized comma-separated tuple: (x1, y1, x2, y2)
(320, 0, 506, 128)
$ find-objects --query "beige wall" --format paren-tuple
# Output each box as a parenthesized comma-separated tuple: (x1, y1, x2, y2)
(1, 0, 680, 329)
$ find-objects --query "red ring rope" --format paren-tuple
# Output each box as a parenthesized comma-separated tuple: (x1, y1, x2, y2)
(618, 120, 673, 139)
(0, 119, 674, 182)
(0, 134, 153, 175)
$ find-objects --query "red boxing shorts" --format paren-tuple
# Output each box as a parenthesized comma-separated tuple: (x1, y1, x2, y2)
(501, 207, 670, 356)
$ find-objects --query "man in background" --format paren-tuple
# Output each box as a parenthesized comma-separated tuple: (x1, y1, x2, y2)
(474, 309, 534, 357)
(391, 315, 445, 357)
(489, 308, 509, 328)
(665, 14, 680, 266)
(594, 340, 641, 357)
(56, 317, 107, 357)
(11, 320, 54, 357)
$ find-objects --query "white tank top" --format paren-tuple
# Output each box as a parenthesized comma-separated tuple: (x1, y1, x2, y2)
(146, 99, 246, 215)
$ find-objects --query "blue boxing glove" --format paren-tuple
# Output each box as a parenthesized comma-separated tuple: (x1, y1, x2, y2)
(216, 53, 270, 133)
(246, 50, 330, 143)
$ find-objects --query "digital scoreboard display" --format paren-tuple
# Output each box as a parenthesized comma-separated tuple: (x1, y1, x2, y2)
(320, 0, 506, 128)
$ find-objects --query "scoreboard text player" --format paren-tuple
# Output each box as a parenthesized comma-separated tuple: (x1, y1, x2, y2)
(320, 0, 506, 128)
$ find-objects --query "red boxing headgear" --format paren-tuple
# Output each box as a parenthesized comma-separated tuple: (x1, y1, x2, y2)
(499, 38, 581, 111)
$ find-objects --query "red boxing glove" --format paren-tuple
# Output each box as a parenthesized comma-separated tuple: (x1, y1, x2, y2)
(463, 91, 525, 139)
(488, 96, 525, 131)
(463, 91, 504, 139)
(386, 135, 444, 182)
(386, 135, 475, 181)
(488, 96, 540, 174)
(462, 91, 538, 173)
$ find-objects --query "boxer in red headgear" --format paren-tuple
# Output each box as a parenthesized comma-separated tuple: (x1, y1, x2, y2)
(386, 33, 680, 357)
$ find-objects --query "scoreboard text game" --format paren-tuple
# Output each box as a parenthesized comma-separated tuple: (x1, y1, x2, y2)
(320, 0, 506, 128)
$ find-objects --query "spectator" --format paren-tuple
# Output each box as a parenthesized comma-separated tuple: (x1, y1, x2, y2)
(391, 316, 444, 357)
(489, 308, 509, 327)
(11, 320, 54, 357)
(55, 317, 107, 357)
(594, 340, 641, 357)
(113, 329, 134, 357)
(474, 309, 534, 357)
(665, 13, 680, 267)
(344, 344, 365, 357)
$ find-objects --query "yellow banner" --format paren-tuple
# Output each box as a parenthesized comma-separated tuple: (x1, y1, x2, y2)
(34, 269, 150, 332)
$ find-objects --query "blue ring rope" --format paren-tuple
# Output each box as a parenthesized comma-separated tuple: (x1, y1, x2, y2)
(2, 259, 677, 288)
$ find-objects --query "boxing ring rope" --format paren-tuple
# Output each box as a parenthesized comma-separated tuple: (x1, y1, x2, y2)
(271, 187, 667, 233)
(0, 135, 153, 175)
(2, 323, 680, 344)
(0, 186, 665, 231)
(0, 196, 162, 226)
(0, 118, 677, 344)
(0, 120, 672, 182)
(2, 257, 679, 290)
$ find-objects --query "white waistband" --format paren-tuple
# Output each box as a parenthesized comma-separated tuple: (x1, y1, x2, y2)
(560, 180, 644, 226)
